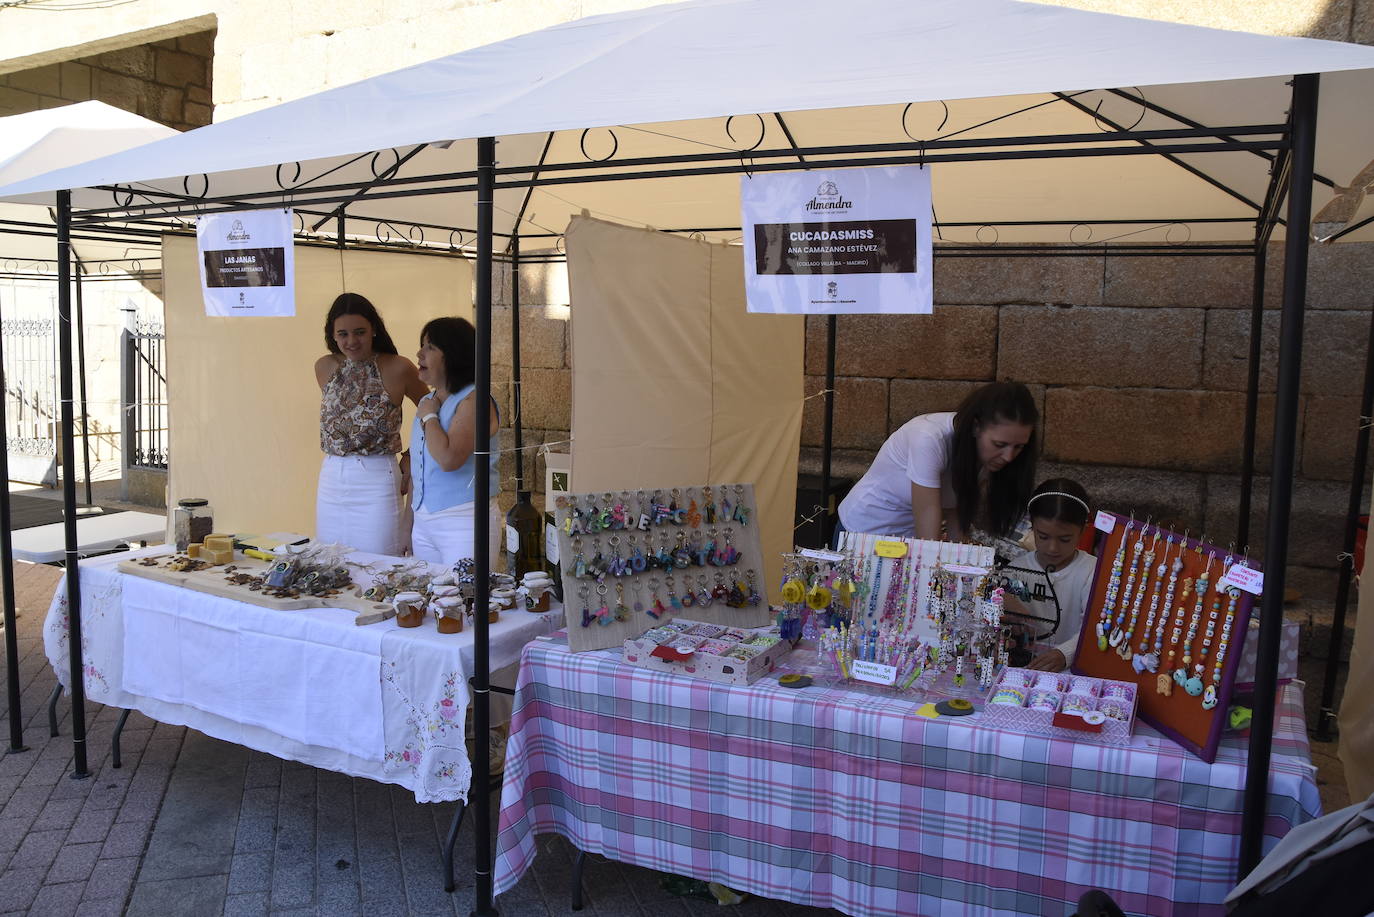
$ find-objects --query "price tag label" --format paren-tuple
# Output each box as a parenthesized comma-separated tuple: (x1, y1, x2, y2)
(1095, 511, 1116, 534)
(544, 523, 560, 566)
(874, 540, 908, 558)
(800, 547, 845, 563)
(1223, 564, 1264, 595)
(850, 659, 898, 686)
(944, 563, 989, 576)
(505, 524, 520, 554)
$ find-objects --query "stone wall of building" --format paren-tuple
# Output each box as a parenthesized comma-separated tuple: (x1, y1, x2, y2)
(492, 242, 1373, 597)
(0, 31, 213, 129)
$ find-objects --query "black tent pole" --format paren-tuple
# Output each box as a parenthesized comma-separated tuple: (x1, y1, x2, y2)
(819, 316, 836, 547)
(1238, 245, 1266, 551)
(56, 190, 89, 779)
(471, 135, 499, 917)
(1239, 73, 1317, 878)
(1, 305, 23, 753)
(511, 234, 524, 495)
(1314, 300, 1374, 741)
(74, 254, 92, 507)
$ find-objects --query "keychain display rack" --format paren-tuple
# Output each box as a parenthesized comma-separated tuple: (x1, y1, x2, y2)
(1073, 512, 1261, 762)
(552, 482, 770, 652)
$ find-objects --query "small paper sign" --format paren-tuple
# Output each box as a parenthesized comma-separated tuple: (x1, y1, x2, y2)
(1095, 511, 1116, 534)
(874, 540, 908, 558)
(850, 659, 898, 685)
(1223, 564, 1264, 595)
(800, 547, 845, 563)
(943, 563, 989, 576)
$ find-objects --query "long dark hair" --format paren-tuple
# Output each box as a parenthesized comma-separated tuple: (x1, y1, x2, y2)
(1027, 478, 1091, 528)
(420, 316, 476, 394)
(949, 381, 1039, 537)
(323, 293, 399, 356)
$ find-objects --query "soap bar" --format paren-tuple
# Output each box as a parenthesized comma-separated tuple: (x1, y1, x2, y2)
(186, 543, 202, 559)
(205, 546, 234, 565)
(203, 534, 234, 553)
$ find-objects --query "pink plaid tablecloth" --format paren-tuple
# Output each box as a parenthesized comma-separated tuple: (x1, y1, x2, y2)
(494, 635, 1321, 917)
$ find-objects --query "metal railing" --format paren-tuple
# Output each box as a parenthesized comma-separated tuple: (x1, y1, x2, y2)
(2, 317, 58, 459)
(122, 320, 167, 470)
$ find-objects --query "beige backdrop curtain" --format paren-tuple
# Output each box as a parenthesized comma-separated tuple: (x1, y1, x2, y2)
(1339, 488, 1374, 800)
(162, 234, 473, 538)
(566, 216, 803, 593)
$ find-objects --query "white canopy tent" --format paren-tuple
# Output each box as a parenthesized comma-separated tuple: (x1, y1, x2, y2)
(5, 0, 1374, 909)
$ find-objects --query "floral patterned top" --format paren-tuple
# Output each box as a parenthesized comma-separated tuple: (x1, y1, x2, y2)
(319, 355, 402, 456)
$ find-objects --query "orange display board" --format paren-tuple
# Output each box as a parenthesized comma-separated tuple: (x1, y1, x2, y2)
(1073, 512, 1261, 763)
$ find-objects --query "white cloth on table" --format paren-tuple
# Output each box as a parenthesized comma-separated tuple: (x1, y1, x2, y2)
(316, 453, 408, 555)
(43, 547, 562, 803)
(411, 496, 502, 568)
(1006, 547, 1094, 665)
(838, 412, 955, 537)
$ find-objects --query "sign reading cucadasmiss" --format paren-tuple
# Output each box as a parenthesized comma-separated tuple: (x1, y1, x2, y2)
(196, 209, 295, 316)
(741, 165, 932, 314)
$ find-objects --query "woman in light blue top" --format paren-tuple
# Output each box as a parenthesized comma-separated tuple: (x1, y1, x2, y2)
(410, 317, 501, 566)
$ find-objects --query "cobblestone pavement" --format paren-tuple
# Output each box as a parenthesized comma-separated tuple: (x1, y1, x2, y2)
(2, 561, 837, 916)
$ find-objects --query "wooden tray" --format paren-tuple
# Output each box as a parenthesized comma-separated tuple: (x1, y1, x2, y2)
(118, 553, 398, 625)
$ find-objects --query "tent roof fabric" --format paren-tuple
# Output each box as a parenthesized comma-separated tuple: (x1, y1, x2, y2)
(2, 0, 1374, 243)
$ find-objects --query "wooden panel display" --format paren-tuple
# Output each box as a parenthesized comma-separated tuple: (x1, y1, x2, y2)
(1072, 512, 1260, 762)
(554, 483, 770, 652)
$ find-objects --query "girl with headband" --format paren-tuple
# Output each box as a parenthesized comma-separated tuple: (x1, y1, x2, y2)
(1002, 478, 1095, 672)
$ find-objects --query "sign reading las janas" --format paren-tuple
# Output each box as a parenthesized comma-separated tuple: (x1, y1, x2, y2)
(742, 166, 932, 314)
(196, 209, 296, 316)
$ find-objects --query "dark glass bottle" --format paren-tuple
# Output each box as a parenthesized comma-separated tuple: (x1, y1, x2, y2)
(505, 490, 545, 578)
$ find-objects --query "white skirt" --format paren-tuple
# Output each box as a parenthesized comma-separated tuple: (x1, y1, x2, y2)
(411, 497, 503, 569)
(316, 454, 408, 555)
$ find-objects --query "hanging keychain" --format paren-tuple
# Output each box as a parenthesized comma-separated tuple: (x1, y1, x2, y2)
(696, 575, 714, 607)
(613, 582, 630, 623)
(578, 585, 592, 628)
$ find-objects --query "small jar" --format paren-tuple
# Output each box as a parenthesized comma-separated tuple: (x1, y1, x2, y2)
(172, 498, 214, 552)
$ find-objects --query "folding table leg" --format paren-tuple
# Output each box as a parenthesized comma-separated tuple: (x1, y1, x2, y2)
(443, 800, 467, 893)
(47, 684, 61, 737)
(110, 708, 130, 768)
(571, 849, 587, 911)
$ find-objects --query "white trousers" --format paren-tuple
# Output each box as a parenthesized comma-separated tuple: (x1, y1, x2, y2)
(316, 454, 408, 555)
(411, 497, 503, 569)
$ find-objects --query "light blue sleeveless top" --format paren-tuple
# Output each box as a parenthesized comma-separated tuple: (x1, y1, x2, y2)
(411, 384, 500, 512)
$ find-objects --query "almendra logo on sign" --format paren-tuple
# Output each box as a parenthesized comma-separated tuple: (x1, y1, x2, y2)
(805, 180, 852, 212)
(225, 218, 251, 242)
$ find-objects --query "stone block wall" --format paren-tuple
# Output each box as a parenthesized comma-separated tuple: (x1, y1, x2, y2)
(799, 242, 1374, 598)
(0, 31, 214, 129)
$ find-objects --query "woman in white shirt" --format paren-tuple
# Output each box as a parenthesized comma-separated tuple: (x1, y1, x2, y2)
(837, 381, 1039, 544)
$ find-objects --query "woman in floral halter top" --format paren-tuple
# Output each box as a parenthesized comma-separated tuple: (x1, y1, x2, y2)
(314, 293, 428, 554)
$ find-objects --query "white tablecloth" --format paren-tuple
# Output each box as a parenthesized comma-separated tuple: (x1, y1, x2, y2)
(44, 547, 561, 803)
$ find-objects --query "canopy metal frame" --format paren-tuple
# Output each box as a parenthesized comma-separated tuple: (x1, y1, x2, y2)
(4, 73, 1330, 913)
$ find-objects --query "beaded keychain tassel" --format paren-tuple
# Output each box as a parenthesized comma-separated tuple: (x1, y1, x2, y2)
(1173, 554, 1213, 689)
(1096, 520, 1135, 651)
(1159, 575, 1194, 696)
(1117, 529, 1160, 659)
(1186, 556, 1231, 698)
(1109, 523, 1150, 648)
(1205, 571, 1243, 710)
(1135, 536, 1180, 673)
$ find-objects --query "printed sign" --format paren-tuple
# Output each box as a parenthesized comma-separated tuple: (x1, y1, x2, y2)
(850, 659, 899, 686)
(742, 165, 932, 314)
(197, 209, 295, 316)
(1222, 564, 1264, 595)
(1095, 511, 1116, 534)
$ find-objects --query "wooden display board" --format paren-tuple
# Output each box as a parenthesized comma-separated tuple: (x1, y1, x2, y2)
(118, 553, 397, 625)
(1072, 512, 1260, 762)
(553, 482, 770, 652)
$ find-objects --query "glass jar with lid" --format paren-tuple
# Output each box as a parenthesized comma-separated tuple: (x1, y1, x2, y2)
(173, 498, 214, 551)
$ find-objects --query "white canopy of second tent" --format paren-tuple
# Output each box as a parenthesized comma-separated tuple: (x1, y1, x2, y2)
(0, 101, 174, 268)
(2, 0, 1374, 245)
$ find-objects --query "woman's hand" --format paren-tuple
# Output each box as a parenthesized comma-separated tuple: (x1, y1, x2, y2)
(1027, 648, 1067, 672)
(418, 390, 438, 411)
(398, 453, 411, 495)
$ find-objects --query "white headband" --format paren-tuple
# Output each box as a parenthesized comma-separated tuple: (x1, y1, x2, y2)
(1028, 491, 1090, 515)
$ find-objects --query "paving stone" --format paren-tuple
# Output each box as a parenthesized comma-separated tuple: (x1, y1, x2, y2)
(243, 758, 281, 790)
(0, 865, 48, 911)
(227, 850, 272, 895)
(30, 796, 82, 833)
(1, 785, 50, 819)
(125, 874, 227, 917)
(29, 879, 87, 917)
(9, 826, 65, 870)
(46, 841, 102, 884)
(268, 860, 315, 909)
(240, 787, 278, 821)
(99, 819, 153, 860)
(114, 791, 163, 823)
(82, 778, 129, 811)
(67, 805, 117, 845)
(233, 815, 277, 854)
(316, 880, 362, 916)
(73, 898, 126, 917)
(221, 891, 269, 917)
(359, 854, 404, 904)
(83, 855, 140, 902)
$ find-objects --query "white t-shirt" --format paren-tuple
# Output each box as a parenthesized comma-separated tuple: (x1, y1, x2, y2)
(1005, 548, 1095, 665)
(838, 412, 956, 537)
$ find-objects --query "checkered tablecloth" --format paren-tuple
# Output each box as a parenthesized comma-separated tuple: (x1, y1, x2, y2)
(494, 636, 1321, 917)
